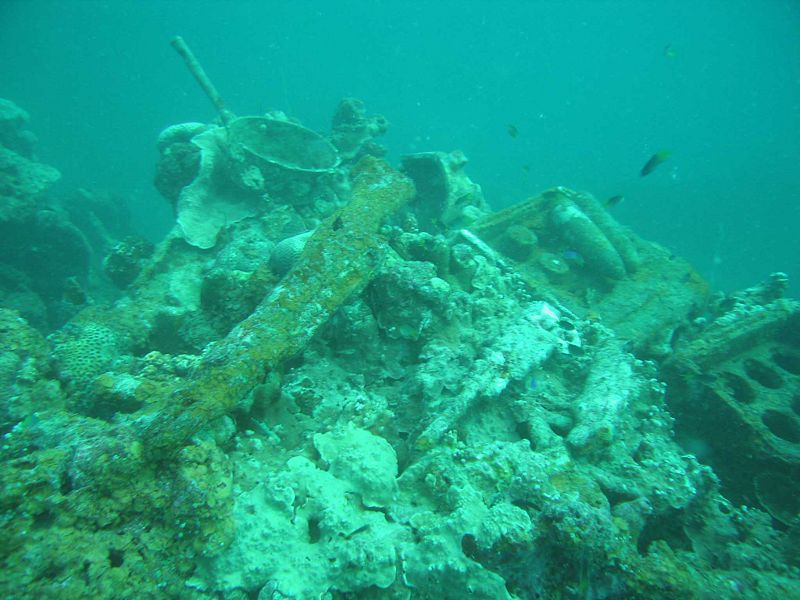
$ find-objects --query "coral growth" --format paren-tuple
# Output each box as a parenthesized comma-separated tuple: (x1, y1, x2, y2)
(1, 97, 798, 599)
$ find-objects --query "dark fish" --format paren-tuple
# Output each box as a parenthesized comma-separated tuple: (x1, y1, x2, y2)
(521, 164, 531, 172)
(605, 194, 624, 207)
(507, 124, 519, 138)
(640, 150, 671, 176)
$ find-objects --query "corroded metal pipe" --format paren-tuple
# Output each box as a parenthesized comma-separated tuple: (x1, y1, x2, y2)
(139, 157, 415, 457)
(171, 36, 232, 126)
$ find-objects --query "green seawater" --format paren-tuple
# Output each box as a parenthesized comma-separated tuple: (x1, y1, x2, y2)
(0, 0, 797, 296)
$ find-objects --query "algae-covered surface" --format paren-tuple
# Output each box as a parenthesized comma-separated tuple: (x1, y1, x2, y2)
(2, 4, 800, 599)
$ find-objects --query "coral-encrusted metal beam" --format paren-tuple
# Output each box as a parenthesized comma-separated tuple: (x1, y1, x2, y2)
(139, 157, 414, 457)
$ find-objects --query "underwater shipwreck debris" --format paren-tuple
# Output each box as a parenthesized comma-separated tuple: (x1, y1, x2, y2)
(5, 80, 800, 597)
(167, 115, 342, 249)
(473, 185, 640, 277)
(551, 195, 626, 280)
(140, 156, 414, 456)
(470, 186, 706, 358)
(754, 471, 800, 526)
(166, 37, 343, 249)
(663, 277, 800, 510)
(401, 150, 488, 231)
(170, 36, 232, 126)
(412, 300, 568, 450)
(226, 115, 340, 175)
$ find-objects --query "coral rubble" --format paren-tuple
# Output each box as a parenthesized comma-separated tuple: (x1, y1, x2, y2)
(1, 97, 799, 600)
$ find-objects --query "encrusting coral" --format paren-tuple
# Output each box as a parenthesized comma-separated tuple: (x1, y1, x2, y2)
(1, 96, 798, 599)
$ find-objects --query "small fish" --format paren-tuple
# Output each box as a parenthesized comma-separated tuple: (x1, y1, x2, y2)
(521, 164, 531, 172)
(605, 194, 624, 207)
(640, 150, 671, 177)
(563, 249, 585, 266)
(663, 44, 676, 59)
(507, 124, 519, 138)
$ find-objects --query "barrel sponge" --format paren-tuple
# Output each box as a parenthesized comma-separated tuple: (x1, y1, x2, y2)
(551, 199, 625, 280)
(313, 425, 398, 507)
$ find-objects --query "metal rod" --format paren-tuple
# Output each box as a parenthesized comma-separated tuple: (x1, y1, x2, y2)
(170, 36, 232, 125)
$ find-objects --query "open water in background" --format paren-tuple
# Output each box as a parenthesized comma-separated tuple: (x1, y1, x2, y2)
(1, 0, 798, 297)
